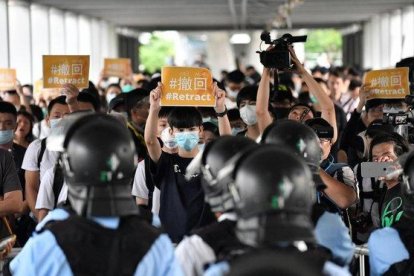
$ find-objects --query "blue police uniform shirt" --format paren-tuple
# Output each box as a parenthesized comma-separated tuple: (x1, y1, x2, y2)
(204, 260, 351, 276)
(314, 211, 355, 266)
(368, 227, 409, 276)
(10, 209, 183, 276)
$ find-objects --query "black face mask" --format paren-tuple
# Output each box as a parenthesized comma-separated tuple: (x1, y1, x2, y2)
(272, 107, 290, 119)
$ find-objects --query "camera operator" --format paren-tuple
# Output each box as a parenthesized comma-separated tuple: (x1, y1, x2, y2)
(368, 150, 414, 276)
(369, 132, 410, 228)
(256, 45, 337, 144)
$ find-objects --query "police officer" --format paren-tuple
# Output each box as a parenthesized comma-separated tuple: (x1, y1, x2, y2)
(176, 136, 257, 276)
(205, 146, 350, 275)
(368, 151, 414, 275)
(7, 113, 182, 275)
(261, 120, 355, 267)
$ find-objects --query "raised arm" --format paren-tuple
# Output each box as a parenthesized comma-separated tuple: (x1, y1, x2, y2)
(144, 83, 162, 163)
(213, 82, 231, 136)
(15, 80, 32, 114)
(289, 46, 337, 143)
(61, 84, 80, 113)
(256, 67, 274, 134)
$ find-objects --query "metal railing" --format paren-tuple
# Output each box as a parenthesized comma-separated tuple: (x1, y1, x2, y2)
(355, 244, 369, 276)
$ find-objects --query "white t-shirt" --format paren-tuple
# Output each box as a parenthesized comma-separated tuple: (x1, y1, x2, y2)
(35, 167, 67, 210)
(21, 138, 59, 180)
(131, 160, 160, 215)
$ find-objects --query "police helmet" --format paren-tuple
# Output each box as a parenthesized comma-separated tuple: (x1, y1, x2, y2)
(57, 113, 138, 217)
(201, 136, 257, 213)
(231, 145, 316, 246)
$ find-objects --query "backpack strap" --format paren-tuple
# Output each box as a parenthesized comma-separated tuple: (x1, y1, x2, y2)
(37, 138, 47, 169)
(53, 162, 65, 208)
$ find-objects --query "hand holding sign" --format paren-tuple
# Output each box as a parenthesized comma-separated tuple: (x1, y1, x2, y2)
(61, 84, 79, 105)
(149, 82, 162, 111)
(213, 82, 226, 113)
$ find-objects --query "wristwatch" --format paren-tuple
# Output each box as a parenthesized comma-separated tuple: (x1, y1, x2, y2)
(216, 106, 228, 117)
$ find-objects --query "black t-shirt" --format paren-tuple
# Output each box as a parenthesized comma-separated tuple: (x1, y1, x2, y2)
(11, 143, 26, 194)
(150, 152, 214, 243)
(339, 110, 367, 167)
(380, 183, 405, 228)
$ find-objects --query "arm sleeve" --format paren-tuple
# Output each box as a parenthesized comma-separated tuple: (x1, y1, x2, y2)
(368, 228, 409, 276)
(131, 161, 149, 198)
(314, 211, 355, 266)
(10, 230, 73, 276)
(133, 234, 184, 276)
(339, 110, 362, 151)
(175, 235, 216, 276)
(21, 139, 41, 171)
(35, 167, 55, 210)
(334, 166, 357, 190)
(1, 150, 22, 194)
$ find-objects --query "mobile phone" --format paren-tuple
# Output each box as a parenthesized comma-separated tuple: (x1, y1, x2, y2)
(361, 162, 394, 178)
(0, 235, 16, 251)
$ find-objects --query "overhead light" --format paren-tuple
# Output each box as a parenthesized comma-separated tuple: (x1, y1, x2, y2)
(230, 33, 251, 44)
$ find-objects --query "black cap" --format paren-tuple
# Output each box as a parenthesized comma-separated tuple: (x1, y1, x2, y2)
(108, 93, 126, 111)
(126, 88, 150, 110)
(305, 118, 334, 139)
(365, 119, 394, 137)
(365, 99, 383, 112)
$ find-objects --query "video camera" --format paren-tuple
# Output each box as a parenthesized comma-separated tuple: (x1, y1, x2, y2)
(382, 95, 414, 143)
(257, 32, 307, 70)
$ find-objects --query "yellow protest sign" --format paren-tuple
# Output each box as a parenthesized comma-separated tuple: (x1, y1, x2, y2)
(161, 67, 215, 107)
(43, 55, 89, 89)
(103, 58, 131, 78)
(363, 67, 410, 99)
(0, 68, 16, 91)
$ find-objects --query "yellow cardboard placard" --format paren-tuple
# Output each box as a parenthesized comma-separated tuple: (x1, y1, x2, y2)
(363, 67, 410, 99)
(33, 78, 60, 102)
(0, 68, 16, 91)
(161, 67, 215, 107)
(103, 58, 131, 78)
(43, 55, 90, 89)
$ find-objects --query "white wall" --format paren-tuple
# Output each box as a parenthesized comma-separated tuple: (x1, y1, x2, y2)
(363, 5, 414, 69)
(0, 0, 118, 85)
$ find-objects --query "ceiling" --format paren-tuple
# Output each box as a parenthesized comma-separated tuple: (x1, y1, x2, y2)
(32, 0, 413, 31)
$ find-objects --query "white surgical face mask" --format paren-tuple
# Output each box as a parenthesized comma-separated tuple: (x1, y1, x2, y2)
(160, 127, 177, 149)
(106, 93, 117, 104)
(239, 105, 257, 126)
(226, 88, 239, 99)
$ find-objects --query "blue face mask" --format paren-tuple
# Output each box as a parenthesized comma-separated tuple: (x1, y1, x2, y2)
(122, 85, 134, 93)
(0, 129, 14, 144)
(175, 131, 200, 152)
(231, 127, 245, 136)
(49, 118, 62, 129)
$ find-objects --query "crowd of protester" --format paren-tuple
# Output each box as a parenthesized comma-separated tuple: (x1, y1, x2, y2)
(0, 45, 413, 276)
